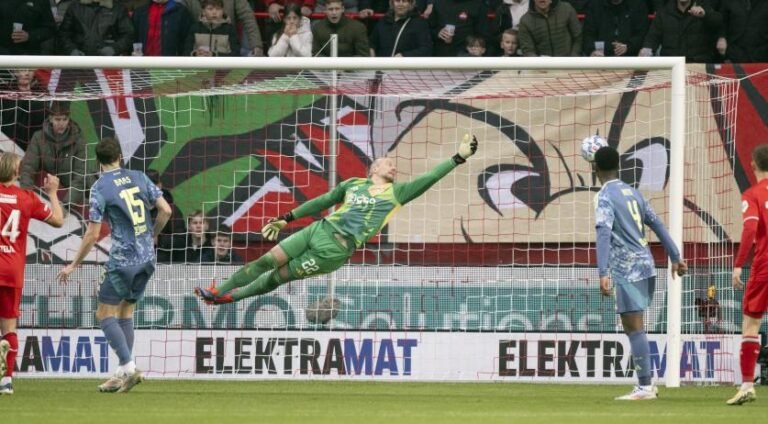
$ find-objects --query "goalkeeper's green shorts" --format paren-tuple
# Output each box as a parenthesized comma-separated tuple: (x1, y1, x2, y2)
(279, 220, 354, 280)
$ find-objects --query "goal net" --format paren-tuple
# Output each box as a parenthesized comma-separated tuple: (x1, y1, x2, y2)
(0, 57, 741, 385)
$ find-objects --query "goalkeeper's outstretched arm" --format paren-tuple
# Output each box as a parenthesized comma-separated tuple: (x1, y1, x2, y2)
(394, 134, 479, 205)
(262, 179, 349, 240)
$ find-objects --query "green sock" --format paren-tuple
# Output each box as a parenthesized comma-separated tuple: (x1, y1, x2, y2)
(232, 270, 284, 301)
(216, 253, 276, 294)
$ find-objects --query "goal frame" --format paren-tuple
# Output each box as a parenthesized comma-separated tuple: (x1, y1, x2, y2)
(1, 55, 687, 387)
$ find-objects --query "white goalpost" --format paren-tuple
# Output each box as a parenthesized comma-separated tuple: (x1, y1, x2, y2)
(1, 55, 741, 387)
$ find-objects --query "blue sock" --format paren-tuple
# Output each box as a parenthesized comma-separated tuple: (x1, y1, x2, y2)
(100, 317, 132, 366)
(628, 330, 652, 386)
(118, 318, 134, 353)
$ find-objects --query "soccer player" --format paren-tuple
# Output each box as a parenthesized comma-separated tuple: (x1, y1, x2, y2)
(57, 138, 172, 393)
(593, 146, 687, 400)
(194, 134, 478, 304)
(728, 144, 768, 405)
(0, 152, 64, 395)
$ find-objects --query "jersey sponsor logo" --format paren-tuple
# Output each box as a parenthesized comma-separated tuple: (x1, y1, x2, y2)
(348, 193, 375, 206)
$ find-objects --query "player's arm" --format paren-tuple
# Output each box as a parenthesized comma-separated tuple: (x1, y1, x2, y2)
(43, 174, 64, 228)
(261, 181, 349, 241)
(643, 200, 687, 278)
(56, 221, 101, 283)
(393, 134, 478, 205)
(153, 196, 172, 240)
(595, 194, 614, 296)
(733, 192, 759, 289)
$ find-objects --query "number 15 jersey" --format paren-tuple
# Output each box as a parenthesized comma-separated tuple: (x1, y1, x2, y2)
(0, 184, 52, 288)
(90, 168, 162, 271)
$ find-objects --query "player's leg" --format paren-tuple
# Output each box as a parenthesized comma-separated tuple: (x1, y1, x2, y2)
(114, 262, 155, 393)
(614, 276, 657, 400)
(230, 221, 352, 302)
(727, 276, 766, 405)
(0, 286, 23, 395)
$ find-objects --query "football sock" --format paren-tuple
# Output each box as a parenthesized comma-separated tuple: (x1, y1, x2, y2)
(233, 270, 284, 301)
(2, 333, 17, 378)
(0, 376, 10, 385)
(740, 335, 760, 385)
(118, 318, 135, 353)
(100, 317, 132, 366)
(216, 252, 277, 294)
(628, 330, 652, 386)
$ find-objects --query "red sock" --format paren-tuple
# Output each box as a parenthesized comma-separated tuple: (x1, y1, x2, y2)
(2, 332, 18, 378)
(740, 335, 761, 382)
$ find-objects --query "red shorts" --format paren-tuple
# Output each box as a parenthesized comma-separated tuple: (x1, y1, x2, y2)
(0, 286, 22, 319)
(743, 277, 768, 318)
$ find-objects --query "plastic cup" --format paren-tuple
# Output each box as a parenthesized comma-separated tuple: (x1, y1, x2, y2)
(594, 41, 605, 55)
(13, 23, 23, 32)
(133, 42, 143, 55)
(445, 24, 455, 36)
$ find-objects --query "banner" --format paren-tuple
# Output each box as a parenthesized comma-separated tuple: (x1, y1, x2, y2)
(13, 329, 741, 383)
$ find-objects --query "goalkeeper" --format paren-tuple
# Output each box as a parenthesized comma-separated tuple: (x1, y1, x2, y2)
(194, 134, 479, 304)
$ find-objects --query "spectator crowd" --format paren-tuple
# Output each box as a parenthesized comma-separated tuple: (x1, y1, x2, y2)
(0, 0, 763, 61)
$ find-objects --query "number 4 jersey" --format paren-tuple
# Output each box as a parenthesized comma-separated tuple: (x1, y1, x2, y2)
(0, 184, 52, 288)
(90, 169, 162, 271)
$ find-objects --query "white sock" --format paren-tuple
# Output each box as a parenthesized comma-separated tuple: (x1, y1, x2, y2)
(0, 376, 11, 385)
(741, 382, 755, 391)
(640, 384, 654, 391)
(123, 360, 136, 375)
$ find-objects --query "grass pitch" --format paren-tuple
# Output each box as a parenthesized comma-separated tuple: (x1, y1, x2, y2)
(1, 379, 764, 424)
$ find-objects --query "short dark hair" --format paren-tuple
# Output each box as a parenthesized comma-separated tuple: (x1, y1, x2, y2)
(146, 169, 160, 184)
(47, 101, 70, 116)
(95, 137, 122, 165)
(466, 35, 486, 49)
(753, 145, 768, 172)
(594, 146, 619, 172)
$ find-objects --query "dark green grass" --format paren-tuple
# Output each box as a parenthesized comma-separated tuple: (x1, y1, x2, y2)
(1, 379, 764, 424)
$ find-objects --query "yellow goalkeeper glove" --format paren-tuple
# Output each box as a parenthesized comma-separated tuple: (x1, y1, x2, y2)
(262, 217, 288, 241)
(453, 134, 479, 164)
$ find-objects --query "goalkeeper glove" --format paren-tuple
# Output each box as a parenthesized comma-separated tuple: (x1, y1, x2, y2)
(452, 134, 479, 164)
(261, 212, 294, 241)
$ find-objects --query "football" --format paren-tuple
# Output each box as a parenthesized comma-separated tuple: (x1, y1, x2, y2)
(305, 297, 341, 324)
(580, 134, 608, 163)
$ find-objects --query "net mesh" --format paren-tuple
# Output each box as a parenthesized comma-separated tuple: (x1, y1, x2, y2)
(0, 64, 742, 383)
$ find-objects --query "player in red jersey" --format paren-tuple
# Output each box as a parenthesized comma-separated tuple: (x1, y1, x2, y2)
(729, 144, 768, 405)
(0, 151, 64, 395)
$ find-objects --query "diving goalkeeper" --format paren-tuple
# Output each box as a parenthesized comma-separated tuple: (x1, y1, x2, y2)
(194, 134, 479, 304)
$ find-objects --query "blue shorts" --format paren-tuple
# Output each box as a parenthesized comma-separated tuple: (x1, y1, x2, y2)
(98, 262, 155, 305)
(615, 275, 656, 314)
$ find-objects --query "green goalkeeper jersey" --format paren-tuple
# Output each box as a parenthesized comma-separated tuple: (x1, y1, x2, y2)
(290, 159, 458, 248)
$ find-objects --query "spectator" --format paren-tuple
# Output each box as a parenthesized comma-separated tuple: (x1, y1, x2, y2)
(133, 0, 194, 56)
(582, 0, 649, 57)
(185, 0, 240, 56)
(360, 0, 433, 17)
(370, 0, 433, 57)
(316, 0, 359, 13)
(461, 34, 487, 57)
(561, 0, 589, 13)
(518, 0, 582, 57)
(59, 0, 134, 56)
(173, 209, 213, 262)
(268, 3, 313, 57)
(41, 0, 73, 54)
(145, 169, 185, 236)
(264, 1, 314, 55)
(488, 0, 528, 55)
(201, 230, 243, 263)
(499, 28, 520, 56)
(640, 0, 721, 63)
(717, 0, 768, 63)
(429, 0, 490, 57)
(0, 0, 57, 55)
(181, 0, 264, 56)
(0, 70, 47, 152)
(312, 0, 369, 57)
(20, 101, 95, 209)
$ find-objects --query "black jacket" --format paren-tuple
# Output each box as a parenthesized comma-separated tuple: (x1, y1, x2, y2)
(0, 0, 56, 55)
(582, 0, 649, 56)
(59, 1, 134, 55)
(719, 0, 768, 63)
(429, 0, 490, 56)
(132, 0, 193, 56)
(642, 0, 721, 63)
(371, 10, 433, 57)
